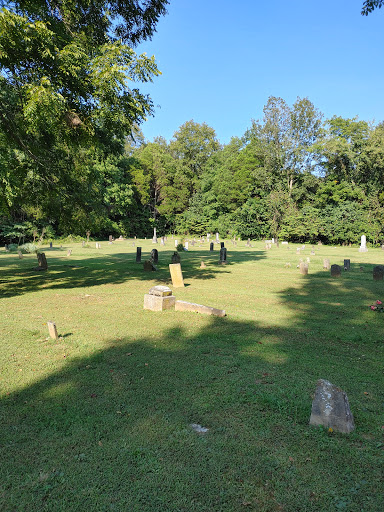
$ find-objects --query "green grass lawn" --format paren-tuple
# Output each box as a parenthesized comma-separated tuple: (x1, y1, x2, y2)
(0, 239, 383, 511)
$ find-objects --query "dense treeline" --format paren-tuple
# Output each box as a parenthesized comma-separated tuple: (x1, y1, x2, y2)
(1, 1, 384, 245)
(2, 95, 384, 245)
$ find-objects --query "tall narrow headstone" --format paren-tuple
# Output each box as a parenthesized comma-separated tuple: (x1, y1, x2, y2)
(219, 247, 227, 264)
(220, 242, 224, 248)
(109, 235, 113, 243)
(136, 247, 142, 263)
(185, 242, 189, 250)
(359, 235, 368, 252)
(152, 227, 157, 244)
(169, 263, 184, 287)
(174, 239, 178, 248)
(151, 248, 158, 264)
(210, 242, 214, 251)
(47, 321, 59, 340)
(323, 258, 330, 270)
(216, 232, 219, 243)
(36, 252, 48, 270)
(49, 242, 53, 248)
(344, 259, 350, 271)
(161, 237, 165, 246)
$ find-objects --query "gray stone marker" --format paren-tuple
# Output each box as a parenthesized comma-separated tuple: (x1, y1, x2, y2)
(47, 321, 59, 340)
(310, 250, 315, 256)
(219, 247, 227, 264)
(344, 259, 350, 271)
(136, 247, 141, 263)
(309, 379, 355, 433)
(171, 252, 180, 263)
(143, 260, 157, 271)
(175, 300, 225, 317)
(210, 242, 214, 251)
(18, 250, 23, 259)
(299, 262, 308, 275)
(359, 234, 368, 252)
(323, 258, 330, 270)
(373, 265, 384, 281)
(144, 285, 175, 311)
(35, 252, 48, 271)
(151, 248, 158, 264)
(296, 248, 301, 254)
(331, 264, 341, 277)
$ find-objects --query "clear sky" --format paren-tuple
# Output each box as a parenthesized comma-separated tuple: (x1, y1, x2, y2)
(136, 0, 384, 145)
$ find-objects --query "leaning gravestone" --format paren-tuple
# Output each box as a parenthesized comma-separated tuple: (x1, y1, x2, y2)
(151, 248, 158, 264)
(344, 259, 350, 271)
(309, 379, 355, 433)
(373, 265, 384, 281)
(359, 234, 368, 252)
(331, 264, 341, 277)
(169, 263, 184, 287)
(136, 247, 142, 263)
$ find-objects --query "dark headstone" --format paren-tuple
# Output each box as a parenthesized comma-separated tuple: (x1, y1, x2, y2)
(35, 252, 48, 271)
(143, 260, 157, 271)
(136, 247, 142, 263)
(219, 247, 227, 264)
(331, 264, 341, 277)
(309, 379, 355, 433)
(49, 242, 53, 248)
(171, 252, 181, 263)
(151, 248, 158, 264)
(220, 242, 224, 249)
(210, 242, 214, 251)
(373, 265, 384, 281)
(344, 259, 350, 271)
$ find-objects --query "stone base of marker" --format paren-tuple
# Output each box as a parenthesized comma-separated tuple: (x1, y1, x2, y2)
(309, 379, 355, 434)
(373, 265, 384, 281)
(175, 300, 225, 317)
(144, 286, 175, 311)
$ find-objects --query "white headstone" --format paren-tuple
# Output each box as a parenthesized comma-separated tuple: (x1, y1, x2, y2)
(359, 234, 368, 252)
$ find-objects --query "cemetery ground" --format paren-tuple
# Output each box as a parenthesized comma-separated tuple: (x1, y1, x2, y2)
(0, 240, 383, 512)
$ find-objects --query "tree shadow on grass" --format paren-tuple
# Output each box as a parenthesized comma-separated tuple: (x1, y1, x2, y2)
(1, 275, 383, 512)
(0, 249, 266, 298)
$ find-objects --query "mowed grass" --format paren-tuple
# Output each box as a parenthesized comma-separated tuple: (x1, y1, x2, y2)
(0, 239, 383, 512)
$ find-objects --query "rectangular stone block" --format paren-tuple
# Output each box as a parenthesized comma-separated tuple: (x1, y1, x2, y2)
(175, 300, 225, 317)
(149, 285, 173, 297)
(169, 263, 184, 287)
(47, 321, 58, 340)
(144, 294, 176, 311)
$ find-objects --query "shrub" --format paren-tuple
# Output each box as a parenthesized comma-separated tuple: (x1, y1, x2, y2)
(19, 243, 38, 254)
(176, 243, 184, 252)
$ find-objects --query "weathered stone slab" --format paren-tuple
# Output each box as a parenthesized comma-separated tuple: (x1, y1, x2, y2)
(18, 250, 23, 259)
(149, 285, 172, 297)
(143, 260, 157, 271)
(47, 321, 58, 340)
(331, 264, 341, 277)
(144, 294, 176, 311)
(35, 252, 48, 271)
(309, 379, 355, 433)
(344, 259, 350, 271)
(299, 262, 308, 275)
(373, 265, 384, 281)
(175, 300, 225, 317)
(219, 247, 227, 264)
(323, 258, 330, 270)
(169, 263, 184, 287)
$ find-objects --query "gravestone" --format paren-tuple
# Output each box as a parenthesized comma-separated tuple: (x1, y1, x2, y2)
(174, 239, 178, 247)
(169, 263, 184, 287)
(175, 300, 225, 317)
(373, 265, 384, 281)
(47, 321, 59, 340)
(296, 248, 301, 254)
(35, 252, 48, 271)
(49, 242, 53, 248)
(82, 241, 85, 247)
(152, 227, 157, 244)
(151, 248, 158, 264)
(160, 237, 165, 246)
(86, 231, 90, 243)
(359, 234, 368, 252)
(171, 252, 181, 263)
(144, 285, 175, 311)
(5, 244, 8, 251)
(185, 242, 189, 251)
(215, 232, 219, 243)
(220, 241, 224, 249)
(323, 258, 330, 270)
(247, 238, 251, 247)
(109, 235, 113, 243)
(299, 262, 308, 275)
(310, 251, 315, 256)
(18, 250, 23, 259)
(309, 379, 355, 433)
(136, 247, 142, 263)
(210, 242, 214, 251)
(143, 260, 157, 271)
(67, 249, 72, 257)
(95, 242, 100, 249)
(344, 259, 350, 271)
(200, 261, 207, 269)
(331, 264, 341, 277)
(219, 247, 227, 264)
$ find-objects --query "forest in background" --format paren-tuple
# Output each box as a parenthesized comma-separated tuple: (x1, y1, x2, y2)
(1, 1, 384, 246)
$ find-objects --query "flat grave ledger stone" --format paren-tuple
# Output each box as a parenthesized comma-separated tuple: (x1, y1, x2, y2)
(299, 262, 308, 275)
(136, 247, 142, 263)
(344, 259, 350, 271)
(47, 321, 59, 340)
(143, 260, 157, 271)
(373, 265, 384, 281)
(210, 242, 214, 251)
(219, 247, 227, 264)
(144, 285, 175, 311)
(359, 234, 368, 252)
(323, 258, 330, 270)
(169, 263, 184, 287)
(281, 241, 288, 245)
(175, 300, 225, 317)
(151, 248, 158, 264)
(331, 264, 341, 277)
(171, 252, 181, 263)
(309, 379, 355, 434)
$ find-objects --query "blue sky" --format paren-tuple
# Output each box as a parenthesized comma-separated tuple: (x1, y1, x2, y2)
(136, 0, 384, 144)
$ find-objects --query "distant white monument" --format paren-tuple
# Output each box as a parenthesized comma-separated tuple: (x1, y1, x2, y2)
(359, 234, 368, 252)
